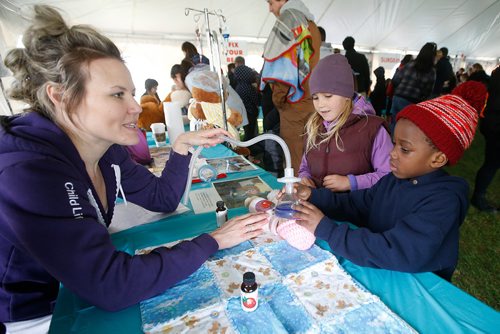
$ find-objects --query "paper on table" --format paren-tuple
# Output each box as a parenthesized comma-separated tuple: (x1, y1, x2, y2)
(189, 187, 222, 214)
(109, 202, 190, 234)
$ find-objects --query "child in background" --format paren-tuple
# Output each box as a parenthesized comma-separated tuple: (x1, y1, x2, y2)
(292, 81, 487, 281)
(298, 54, 393, 191)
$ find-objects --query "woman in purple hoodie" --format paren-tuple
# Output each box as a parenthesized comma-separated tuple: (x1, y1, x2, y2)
(0, 5, 267, 332)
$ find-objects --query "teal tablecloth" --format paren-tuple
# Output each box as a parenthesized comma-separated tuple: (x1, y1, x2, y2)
(49, 142, 499, 333)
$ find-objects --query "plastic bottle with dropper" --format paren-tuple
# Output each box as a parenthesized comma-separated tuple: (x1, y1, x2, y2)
(274, 169, 300, 219)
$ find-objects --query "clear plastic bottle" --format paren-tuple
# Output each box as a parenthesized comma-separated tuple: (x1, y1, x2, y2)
(241, 272, 258, 312)
(274, 186, 299, 219)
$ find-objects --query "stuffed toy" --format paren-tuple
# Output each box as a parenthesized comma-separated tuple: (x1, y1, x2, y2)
(189, 87, 243, 134)
(138, 95, 164, 131)
(185, 65, 250, 156)
(245, 193, 316, 251)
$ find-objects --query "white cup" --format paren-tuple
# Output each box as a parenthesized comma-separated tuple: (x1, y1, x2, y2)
(150, 123, 166, 147)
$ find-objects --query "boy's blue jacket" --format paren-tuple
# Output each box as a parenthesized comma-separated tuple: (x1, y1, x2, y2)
(0, 113, 218, 322)
(310, 170, 469, 281)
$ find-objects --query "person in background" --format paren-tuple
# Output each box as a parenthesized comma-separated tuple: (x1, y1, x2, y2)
(139, 78, 164, 130)
(318, 26, 334, 59)
(468, 63, 490, 86)
(142, 78, 161, 103)
(342, 36, 371, 97)
(261, 82, 284, 177)
(456, 67, 465, 83)
(293, 81, 487, 281)
(162, 62, 193, 116)
(234, 56, 259, 142)
(261, 0, 321, 175)
(0, 6, 268, 332)
(458, 72, 469, 85)
(181, 41, 210, 65)
(433, 47, 456, 96)
(125, 127, 152, 165)
(370, 66, 387, 117)
(227, 62, 237, 89)
(299, 54, 392, 191)
(386, 54, 413, 119)
(471, 66, 500, 212)
(390, 43, 437, 133)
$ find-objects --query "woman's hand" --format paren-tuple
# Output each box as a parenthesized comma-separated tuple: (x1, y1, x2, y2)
(300, 177, 316, 188)
(323, 174, 351, 192)
(172, 128, 232, 155)
(210, 212, 268, 250)
(293, 201, 324, 234)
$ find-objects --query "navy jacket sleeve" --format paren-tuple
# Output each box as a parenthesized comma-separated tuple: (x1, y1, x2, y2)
(312, 186, 463, 274)
(0, 157, 219, 312)
(108, 146, 191, 213)
(309, 187, 375, 227)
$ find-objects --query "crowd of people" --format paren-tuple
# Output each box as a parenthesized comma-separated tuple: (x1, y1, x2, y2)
(0, 1, 498, 332)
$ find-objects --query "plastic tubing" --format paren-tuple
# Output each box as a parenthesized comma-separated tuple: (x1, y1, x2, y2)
(182, 145, 204, 205)
(220, 134, 292, 169)
(182, 133, 300, 205)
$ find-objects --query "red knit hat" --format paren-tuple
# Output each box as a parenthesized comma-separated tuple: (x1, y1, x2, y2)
(396, 81, 487, 165)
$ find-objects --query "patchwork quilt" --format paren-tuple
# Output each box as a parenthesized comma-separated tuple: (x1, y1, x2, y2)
(138, 233, 417, 333)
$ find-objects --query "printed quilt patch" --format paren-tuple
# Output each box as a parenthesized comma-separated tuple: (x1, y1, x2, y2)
(140, 265, 221, 333)
(139, 237, 416, 333)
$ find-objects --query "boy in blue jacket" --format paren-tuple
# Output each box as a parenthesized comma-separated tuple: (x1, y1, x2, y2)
(293, 81, 487, 281)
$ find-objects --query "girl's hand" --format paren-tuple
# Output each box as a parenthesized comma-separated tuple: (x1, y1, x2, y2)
(323, 174, 351, 192)
(293, 201, 324, 234)
(172, 128, 232, 155)
(300, 177, 316, 188)
(210, 213, 268, 250)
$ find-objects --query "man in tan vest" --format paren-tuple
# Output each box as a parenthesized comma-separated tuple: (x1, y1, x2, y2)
(261, 0, 321, 175)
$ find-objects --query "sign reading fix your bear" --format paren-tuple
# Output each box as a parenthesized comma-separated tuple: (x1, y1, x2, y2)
(226, 40, 247, 63)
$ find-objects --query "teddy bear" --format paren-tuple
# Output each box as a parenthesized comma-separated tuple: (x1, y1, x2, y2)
(189, 87, 243, 133)
(185, 65, 250, 156)
(138, 95, 164, 131)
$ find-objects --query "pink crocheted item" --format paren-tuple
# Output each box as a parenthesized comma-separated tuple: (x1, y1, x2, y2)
(276, 220, 315, 251)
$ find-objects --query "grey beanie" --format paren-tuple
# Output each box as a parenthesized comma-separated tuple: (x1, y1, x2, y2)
(309, 54, 354, 98)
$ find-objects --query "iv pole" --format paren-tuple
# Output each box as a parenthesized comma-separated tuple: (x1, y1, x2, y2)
(185, 8, 229, 131)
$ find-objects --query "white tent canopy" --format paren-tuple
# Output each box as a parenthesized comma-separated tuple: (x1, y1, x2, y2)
(2, 0, 499, 58)
(1, 0, 499, 114)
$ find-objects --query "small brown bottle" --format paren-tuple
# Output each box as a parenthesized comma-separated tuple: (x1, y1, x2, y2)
(215, 201, 228, 227)
(241, 272, 258, 312)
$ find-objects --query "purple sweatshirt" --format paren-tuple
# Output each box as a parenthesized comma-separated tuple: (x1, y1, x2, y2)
(299, 98, 393, 190)
(0, 113, 218, 322)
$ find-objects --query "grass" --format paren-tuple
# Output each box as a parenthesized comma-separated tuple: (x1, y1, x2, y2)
(445, 132, 499, 310)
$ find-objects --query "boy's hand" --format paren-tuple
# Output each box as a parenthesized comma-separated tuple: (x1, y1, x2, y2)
(300, 177, 316, 188)
(323, 174, 350, 192)
(277, 183, 312, 201)
(293, 201, 324, 234)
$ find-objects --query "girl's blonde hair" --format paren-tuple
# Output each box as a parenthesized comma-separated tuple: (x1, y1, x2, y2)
(4, 5, 122, 120)
(304, 98, 353, 153)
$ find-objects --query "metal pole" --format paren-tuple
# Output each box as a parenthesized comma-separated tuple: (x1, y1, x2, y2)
(0, 79, 13, 115)
(211, 32, 228, 131)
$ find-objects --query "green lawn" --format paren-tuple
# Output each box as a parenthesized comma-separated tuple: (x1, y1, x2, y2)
(444, 132, 499, 310)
